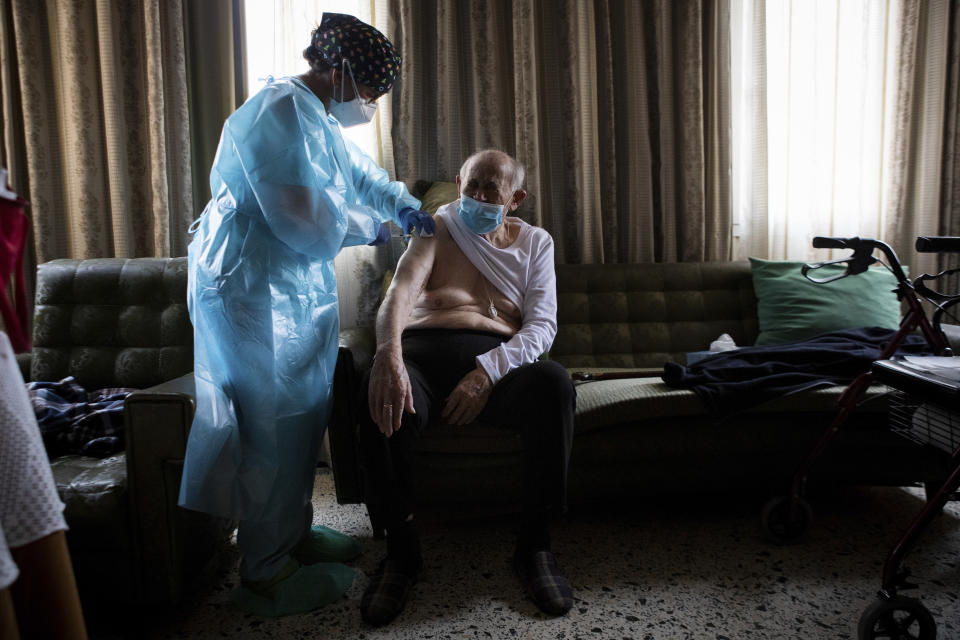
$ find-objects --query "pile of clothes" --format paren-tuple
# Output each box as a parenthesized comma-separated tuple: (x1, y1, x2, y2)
(27, 377, 134, 457)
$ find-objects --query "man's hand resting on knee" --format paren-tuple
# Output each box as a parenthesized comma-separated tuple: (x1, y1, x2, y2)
(369, 349, 415, 437)
(442, 367, 493, 425)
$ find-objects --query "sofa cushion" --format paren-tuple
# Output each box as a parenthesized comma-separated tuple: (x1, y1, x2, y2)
(420, 181, 458, 215)
(749, 258, 902, 346)
(50, 454, 130, 551)
(551, 262, 759, 368)
(31, 258, 192, 389)
(573, 376, 889, 434)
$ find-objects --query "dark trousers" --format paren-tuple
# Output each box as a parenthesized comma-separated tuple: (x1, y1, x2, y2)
(357, 328, 576, 536)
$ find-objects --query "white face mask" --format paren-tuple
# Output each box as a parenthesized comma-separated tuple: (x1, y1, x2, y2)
(329, 59, 377, 127)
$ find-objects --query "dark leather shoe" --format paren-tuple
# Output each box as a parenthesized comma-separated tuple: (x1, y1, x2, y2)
(514, 549, 573, 616)
(360, 557, 421, 626)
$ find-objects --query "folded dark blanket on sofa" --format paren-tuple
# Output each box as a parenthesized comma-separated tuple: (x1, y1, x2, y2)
(662, 327, 931, 417)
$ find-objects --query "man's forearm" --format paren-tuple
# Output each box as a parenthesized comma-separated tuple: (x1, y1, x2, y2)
(376, 299, 409, 353)
(375, 292, 411, 355)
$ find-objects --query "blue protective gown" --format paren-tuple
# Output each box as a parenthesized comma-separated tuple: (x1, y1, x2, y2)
(179, 77, 419, 523)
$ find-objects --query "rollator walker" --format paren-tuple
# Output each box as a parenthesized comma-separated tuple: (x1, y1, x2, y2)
(759, 235, 960, 640)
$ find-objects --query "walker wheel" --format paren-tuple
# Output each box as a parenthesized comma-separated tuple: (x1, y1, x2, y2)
(760, 495, 812, 544)
(858, 596, 937, 640)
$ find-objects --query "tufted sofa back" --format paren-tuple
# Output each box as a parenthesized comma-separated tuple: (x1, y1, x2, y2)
(31, 258, 193, 389)
(550, 261, 759, 368)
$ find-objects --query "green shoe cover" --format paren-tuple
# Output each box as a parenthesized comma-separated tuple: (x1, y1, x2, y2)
(230, 560, 355, 617)
(293, 525, 362, 564)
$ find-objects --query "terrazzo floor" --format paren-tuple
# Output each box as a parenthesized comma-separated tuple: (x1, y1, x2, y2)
(86, 469, 959, 640)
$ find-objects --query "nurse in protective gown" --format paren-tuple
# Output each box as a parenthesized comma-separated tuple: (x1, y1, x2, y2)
(179, 13, 434, 617)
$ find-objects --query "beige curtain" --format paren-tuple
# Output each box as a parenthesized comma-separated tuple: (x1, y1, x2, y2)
(185, 0, 246, 217)
(391, 0, 731, 264)
(936, 0, 960, 289)
(0, 0, 243, 266)
(886, 0, 952, 280)
(0, 0, 191, 261)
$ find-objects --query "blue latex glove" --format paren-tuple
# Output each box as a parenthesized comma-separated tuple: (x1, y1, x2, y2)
(397, 207, 436, 238)
(368, 222, 391, 246)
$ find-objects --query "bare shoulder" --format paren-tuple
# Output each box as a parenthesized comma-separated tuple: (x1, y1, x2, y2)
(432, 214, 450, 238)
(417, 213, 460, 252)
(396, 216, 446, 275)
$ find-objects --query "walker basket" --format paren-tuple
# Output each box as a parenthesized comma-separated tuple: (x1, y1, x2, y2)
(888, 389, 960, 455)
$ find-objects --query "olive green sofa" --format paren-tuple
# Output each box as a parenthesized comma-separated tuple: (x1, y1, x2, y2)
(17, 258, 228, 605)
(328, 261, 952, 512)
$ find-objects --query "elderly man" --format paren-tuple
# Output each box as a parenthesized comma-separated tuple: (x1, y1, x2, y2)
(357, 149, 576, 625)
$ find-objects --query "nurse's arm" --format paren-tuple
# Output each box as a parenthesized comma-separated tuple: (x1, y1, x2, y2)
(342, 137, 420, 231)
(368, 222, 440, 436)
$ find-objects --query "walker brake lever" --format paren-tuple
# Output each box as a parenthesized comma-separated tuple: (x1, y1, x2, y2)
(802, 247, 878, 284)
(914, 267, 960, 304)
(802, 258, 858, 283)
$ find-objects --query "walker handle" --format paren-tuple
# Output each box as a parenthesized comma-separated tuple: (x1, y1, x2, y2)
(916, 236, 960, 253)
(812, 236, 850, 250)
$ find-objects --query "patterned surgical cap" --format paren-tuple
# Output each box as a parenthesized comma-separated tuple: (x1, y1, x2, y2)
(311, 12, 401, 94)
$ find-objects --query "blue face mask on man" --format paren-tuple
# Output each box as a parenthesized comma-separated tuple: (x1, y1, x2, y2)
(458, 194, 507, 234)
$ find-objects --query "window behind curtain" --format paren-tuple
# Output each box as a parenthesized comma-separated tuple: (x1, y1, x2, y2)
(243, 0, 380, 162)
(731, 0, 904, 261)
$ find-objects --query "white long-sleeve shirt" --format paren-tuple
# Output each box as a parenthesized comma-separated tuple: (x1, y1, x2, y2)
(437, 202, 558, 384)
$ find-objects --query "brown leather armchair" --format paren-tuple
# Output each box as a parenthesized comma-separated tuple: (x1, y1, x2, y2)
(20, 257, 229, 604)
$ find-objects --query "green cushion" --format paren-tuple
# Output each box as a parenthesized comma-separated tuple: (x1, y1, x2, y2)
(749, 258, 902, 346)
(419, 181, 459, 215)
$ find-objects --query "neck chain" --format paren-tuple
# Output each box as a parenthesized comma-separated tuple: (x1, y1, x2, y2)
(479, 276, 499, 319)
